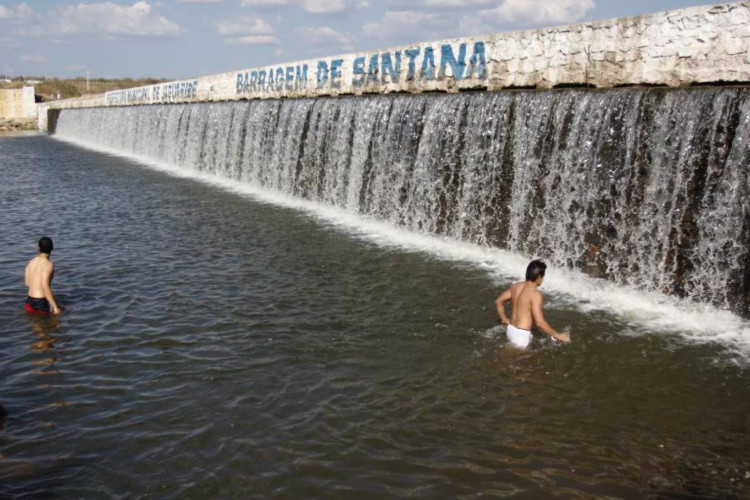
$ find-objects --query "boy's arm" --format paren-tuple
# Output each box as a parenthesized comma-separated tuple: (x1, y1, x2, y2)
(41, 263, 61, 314)
(531, 294, 570, 342)
(494, 288, 512, 325)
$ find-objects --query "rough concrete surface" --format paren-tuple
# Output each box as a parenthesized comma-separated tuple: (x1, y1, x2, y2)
(1, 87, 36, 119)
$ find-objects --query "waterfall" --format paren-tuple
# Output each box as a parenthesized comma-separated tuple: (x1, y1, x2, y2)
(54, 88, 750, 316)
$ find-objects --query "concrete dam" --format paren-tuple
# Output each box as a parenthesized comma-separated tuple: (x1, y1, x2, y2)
(42, 2, 750, 317)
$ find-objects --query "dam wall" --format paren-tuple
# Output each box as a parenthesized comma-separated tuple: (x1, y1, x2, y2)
(53, 88, 750, 316)
(1, 87, 36, 119)
(40, 94, 106, 133)
(40, 2, 750, 316)
(38, 2, 750, 130)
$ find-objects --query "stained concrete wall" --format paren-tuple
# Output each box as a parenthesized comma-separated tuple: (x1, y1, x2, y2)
(39, 2, 750, 130)
(1, 87, 36, 119)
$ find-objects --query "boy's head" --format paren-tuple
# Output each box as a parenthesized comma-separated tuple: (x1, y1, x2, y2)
(525, 260, 546, 283)
(39, 237, 54, 254)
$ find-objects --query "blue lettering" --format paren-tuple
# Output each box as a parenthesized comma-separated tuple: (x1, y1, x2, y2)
(405, 48, 420, 81)
(420, 46, 436, 80)
(317, 60, 329, 88)
(268, 69, 276, 91)
(367, 54, 379, 84)
(440, 43, 467, 80)
(285, 66, 294, 91)
(250, 71, 258, 92)
(296, 64, 308, 88)
(258, 70, 267, 91)
(381, 51, 401, 84)
(469, 41, 487, 79)
(353, 56, 366, 87)
(275, 68, 284, 91)
(330, 59, 343, 89)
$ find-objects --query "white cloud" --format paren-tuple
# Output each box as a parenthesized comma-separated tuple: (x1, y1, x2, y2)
(295, 26, 355, 51)
(214, 17, 274, 36)
(215, 15, 278, 44)
(301, 0, 370, 14)
(0, 2, 42, 36)
(51, 1, 181, 38)
(19, 54, 47, 63)
(239, 0, 369, 14)
(302, 0, 346, 14)
(240, 0, 290, 7)
(383, 0, 494, 10)
(226, 35, 279, 44)
(364, 0, 594, 42)
(486, 0, 594, 25)
(362, 11, 453, 41)
(0, 3, 36, 22)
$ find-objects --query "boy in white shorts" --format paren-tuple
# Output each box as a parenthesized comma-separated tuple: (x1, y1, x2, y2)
(495, 260, 571, 348)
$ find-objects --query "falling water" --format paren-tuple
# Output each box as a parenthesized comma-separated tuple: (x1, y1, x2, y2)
(54, 87, 750, 316)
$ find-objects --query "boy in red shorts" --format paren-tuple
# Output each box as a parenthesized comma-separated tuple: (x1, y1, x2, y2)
(24, 237, 62, 315)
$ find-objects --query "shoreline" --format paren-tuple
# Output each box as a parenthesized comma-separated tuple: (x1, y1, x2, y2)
(0, 117, 37, 132)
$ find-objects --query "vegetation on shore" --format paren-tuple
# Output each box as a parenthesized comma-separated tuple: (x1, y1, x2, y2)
(0, 77, 167, 102)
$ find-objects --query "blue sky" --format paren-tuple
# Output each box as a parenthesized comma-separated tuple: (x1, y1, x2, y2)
(0, 0, 718, 79)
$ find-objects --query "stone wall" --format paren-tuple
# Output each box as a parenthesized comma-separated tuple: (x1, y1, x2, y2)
(39, 2, 750, 130)
(1, 87, 36, 119)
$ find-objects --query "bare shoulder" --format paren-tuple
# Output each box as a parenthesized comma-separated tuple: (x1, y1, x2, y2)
(521, 285, 541, 299)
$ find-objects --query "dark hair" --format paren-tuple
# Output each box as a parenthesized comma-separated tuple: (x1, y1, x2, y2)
(39, 236, 54, 254)
(525, 260, 546, 282)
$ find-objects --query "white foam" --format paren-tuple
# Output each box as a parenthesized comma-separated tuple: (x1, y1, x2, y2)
(53, 134, 750, 363)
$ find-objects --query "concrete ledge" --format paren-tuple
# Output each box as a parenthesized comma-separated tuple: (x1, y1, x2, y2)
(38, 2, 750, 130)
(38, 94, 105, 132)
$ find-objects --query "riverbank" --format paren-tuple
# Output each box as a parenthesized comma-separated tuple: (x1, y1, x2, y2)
(0, 117, 37, 132)
(0, 78, 167, 101)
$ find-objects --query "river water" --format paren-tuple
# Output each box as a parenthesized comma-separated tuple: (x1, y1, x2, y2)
(1, 134, 749, 498)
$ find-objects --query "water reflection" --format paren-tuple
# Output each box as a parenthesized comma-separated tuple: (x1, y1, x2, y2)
(28, 316, 62, 377)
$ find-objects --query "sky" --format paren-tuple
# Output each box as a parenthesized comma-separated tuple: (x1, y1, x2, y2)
(0, 0, 719, 80)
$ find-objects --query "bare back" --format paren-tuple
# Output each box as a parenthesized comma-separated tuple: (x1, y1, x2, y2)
(495, 263, 571, 343)
(25, 255, 54, 299)
(509, 281, 539, 331)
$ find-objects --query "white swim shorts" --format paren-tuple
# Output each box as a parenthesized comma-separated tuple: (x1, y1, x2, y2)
(506, 324, 532, 349)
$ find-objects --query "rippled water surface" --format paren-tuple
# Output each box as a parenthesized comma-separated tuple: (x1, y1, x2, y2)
(1, 135, 749, 499)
